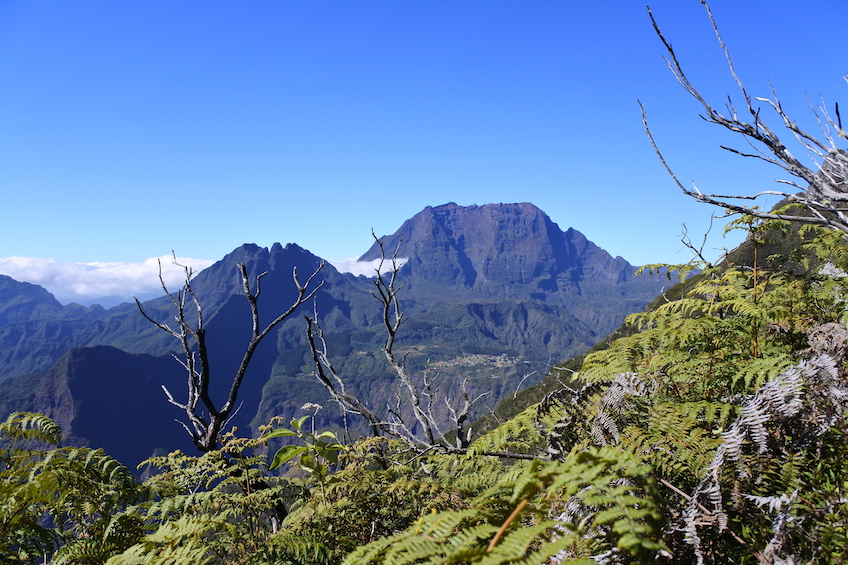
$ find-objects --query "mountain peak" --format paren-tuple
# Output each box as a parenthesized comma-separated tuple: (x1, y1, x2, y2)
(0, 274, 64, 324)
(425, 201, 542, 218)
(360, 202, 632, 293)
(0, 201, 670, 465)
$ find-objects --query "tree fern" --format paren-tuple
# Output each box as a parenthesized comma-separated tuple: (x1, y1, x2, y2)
(107, 431, 296, 565)
(620, 401, 720, 484)
(680, 325, 848, 564)
(0, 412, 143, 564)
(467, 406, 541, 456)
(0, 412, 62, 450)
(343, 446, 664, 565)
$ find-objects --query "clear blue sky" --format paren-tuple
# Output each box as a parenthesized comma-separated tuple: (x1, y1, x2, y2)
(1, 0, 847, 271)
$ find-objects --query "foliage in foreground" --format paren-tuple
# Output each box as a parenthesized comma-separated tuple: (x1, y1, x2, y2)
(0, 412, 144, 564)
(343, 445, 663, 565)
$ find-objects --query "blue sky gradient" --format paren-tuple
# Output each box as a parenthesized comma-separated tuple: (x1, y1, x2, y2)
(1, 0, 846, 280)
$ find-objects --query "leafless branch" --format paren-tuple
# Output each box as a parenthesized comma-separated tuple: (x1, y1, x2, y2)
(136, 254, 324, 452)
(368, 233, 438, 446)
(304, 232, 495, 455)
(304, 312, 384, 437)
(644, 2, 848, 234)
(678, 214, 722, 267)
(512, 371, 537, 401)
(445, 379, 489, 449)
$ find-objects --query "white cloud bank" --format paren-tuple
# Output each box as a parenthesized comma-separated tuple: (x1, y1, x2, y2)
(0, 256, 216, 307)
(329, 257, 408, 277)
(0, 255, 408, 308)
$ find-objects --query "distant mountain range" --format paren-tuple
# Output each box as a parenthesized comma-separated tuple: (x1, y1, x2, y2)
(0, 202, 673, 465)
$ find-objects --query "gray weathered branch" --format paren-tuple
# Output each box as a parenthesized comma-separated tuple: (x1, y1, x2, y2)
(644, 2, 848, 232)
(136, 254, 324, 452)
(305, 232, 496, 455)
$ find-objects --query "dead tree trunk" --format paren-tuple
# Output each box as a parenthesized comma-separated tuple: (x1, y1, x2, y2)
(136, 255, 323, 452)
(305, 234, 488, 453)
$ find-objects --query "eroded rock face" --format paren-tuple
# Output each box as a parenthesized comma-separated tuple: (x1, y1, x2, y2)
(360, 202, 637, 296)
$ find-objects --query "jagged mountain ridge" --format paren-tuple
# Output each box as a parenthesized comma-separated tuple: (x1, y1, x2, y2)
(0, 203, 670, 465)
(361, 203, 665, 332)
(361, 202, 635, 293)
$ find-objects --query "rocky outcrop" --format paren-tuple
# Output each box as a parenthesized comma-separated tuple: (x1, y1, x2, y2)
(360, 203, 639, 296)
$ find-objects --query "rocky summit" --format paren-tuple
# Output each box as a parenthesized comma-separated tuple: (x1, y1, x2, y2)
(362, 202, 634, 291)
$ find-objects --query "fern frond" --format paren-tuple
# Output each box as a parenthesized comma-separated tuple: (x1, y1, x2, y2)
(344, 445, 664, 564)
(622, 401, 720, 481)
(0, 411, 62, 447)
(468, 405, 541, 455)
(681, 346, 847, 564)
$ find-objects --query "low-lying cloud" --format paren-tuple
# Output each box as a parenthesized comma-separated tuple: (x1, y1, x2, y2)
(0, 255, 408, 308)
(329, 257, 408, 277)
(0, 256, 216, 307)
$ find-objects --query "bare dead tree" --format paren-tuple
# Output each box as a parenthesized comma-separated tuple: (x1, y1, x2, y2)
(678, 214, 719, 268)
(305, 234, 493, 453)
(643, 1, 848, 232)
(136, 254, 323, 452)
(370, 236, 438, 446)
(304, 310, 384, 438)
(443, 379, 484, 449)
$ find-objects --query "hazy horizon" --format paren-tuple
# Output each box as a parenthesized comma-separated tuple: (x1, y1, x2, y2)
(0, 250, 406, 307)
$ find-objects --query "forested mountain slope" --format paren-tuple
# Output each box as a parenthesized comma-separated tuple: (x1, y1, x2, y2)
(480, 213, 822, 427)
